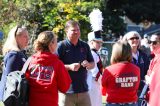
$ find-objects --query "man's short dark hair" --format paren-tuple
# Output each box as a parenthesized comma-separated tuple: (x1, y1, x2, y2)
(65, 20, 80, 31)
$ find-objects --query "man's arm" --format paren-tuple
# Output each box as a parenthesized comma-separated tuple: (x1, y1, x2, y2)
(65, 63, 81, 71)
(65, 61, 94, 71)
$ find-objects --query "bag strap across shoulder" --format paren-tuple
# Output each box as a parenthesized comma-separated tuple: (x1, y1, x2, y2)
(21, 57, 32, 73)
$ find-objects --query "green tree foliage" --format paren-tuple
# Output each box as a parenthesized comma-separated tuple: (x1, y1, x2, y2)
(43, 1, 99, 41)
(0, 0, 128, 42)
(0, 0, 101, 41)
(101, 0, 127, 38)
(0, 0, 19, 36)
(4, 0, 160, 41)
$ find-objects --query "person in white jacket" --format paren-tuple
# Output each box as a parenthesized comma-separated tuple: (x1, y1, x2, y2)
(87, 31, 103, 106)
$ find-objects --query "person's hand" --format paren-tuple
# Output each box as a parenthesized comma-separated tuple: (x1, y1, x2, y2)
(145, 75, 151, 85)
(69, 63, 80, 71)
(81, 60, 90, 69)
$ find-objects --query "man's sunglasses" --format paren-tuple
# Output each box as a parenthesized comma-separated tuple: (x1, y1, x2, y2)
(128, 37, 139, 40)
(148, 40, 158, 45)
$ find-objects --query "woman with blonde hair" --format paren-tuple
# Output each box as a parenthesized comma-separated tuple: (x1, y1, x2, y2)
(0, 25, 29, 100)
(25, 31, 71, 106)
(102, 41, 140, 106)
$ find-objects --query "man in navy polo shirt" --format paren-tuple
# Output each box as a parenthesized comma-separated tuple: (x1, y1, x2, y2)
(57, 20, 95, 106)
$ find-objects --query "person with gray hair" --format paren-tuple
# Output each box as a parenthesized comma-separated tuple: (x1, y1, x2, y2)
(123, 31, 150, 106)
(0, 25, 29, 100)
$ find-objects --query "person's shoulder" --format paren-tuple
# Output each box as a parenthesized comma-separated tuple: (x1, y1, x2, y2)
(139, 49, 147, 55)
(105, 64, 116, 71)
(51, 54, 64, 64)
(51, 53, 58, 59)
(5, 51, 19, 58)
(104, 65, 114, 74)
(7, 51, 27, 60)
(128, 63, 140, 72)
(79, 40, 87, 45)
(79, 40, 89, 48)
(138, 49, 149, 58)
(58, 40, 68, 47)
(91, 50, 97, 55)
(8, 50, 19, 54)
(107, 62, 139, 69)
(4, 51, 20, 63)
(58, 40, 64, 45)
(59, 39, 67, 44)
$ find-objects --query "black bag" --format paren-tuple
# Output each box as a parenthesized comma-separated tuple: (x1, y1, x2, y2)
(2, 57, 31, 106)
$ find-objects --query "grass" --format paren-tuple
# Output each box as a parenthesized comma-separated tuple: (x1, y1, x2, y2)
(102, 96, 106, 106)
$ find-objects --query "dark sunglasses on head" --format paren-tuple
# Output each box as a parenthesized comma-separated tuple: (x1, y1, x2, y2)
(148, 40, 158, 45)
(15, 25, 22, 36)
(128, 37, 139, 40)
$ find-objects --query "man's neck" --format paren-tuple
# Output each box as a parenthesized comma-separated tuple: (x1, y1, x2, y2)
(70, 39, 79, 46)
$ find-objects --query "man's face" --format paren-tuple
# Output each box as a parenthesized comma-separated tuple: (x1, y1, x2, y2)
(66, 25, 80, 41)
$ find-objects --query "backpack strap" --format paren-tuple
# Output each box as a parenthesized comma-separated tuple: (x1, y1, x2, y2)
(61, 40, 66, 56)
(21, 57, 32, 73)
(91, 49, 103, 81)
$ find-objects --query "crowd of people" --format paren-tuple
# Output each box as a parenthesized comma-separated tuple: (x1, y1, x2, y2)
(0, 19, 160, 106)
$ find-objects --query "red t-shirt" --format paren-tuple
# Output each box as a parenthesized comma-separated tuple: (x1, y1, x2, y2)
(149, 72, 160, 106)
(102, 62, 140, 103)
(148, 50, 160, 106)
(25, 52, 71, 106)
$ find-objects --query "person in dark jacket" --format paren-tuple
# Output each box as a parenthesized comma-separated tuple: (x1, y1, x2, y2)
(123, 31, 150, 106)
(123, 31, 150, 95)
(0, 25, 29, 100)
(57, 20, 95, 106)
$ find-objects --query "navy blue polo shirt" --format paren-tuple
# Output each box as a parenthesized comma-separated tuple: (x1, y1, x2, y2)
(57, 39, 94, 93)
